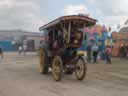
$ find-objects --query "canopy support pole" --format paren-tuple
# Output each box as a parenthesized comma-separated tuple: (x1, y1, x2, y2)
(68, 21, 71, 43)
(83, 23, 86, 41)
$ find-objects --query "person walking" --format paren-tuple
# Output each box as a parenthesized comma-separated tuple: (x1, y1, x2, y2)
(86, 43, 92, 63)
(126, 44, 128, 58)
(105, 46, 112, 64)
(18, 46, 22, 55)
(23, 45, 27, 56)
(119, 45, 125, 58)
(92, 43, 99, 63)
(124, 45, 128, 58)
(0, 46, 3, 59)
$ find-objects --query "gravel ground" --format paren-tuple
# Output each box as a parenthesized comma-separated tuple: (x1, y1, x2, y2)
(0, 52, 128, 96)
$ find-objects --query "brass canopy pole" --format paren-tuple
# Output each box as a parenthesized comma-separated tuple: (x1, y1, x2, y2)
(68, 21, 71, 43)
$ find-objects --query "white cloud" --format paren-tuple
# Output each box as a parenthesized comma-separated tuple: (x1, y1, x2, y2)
(0, 0, 45, 31)
(86, 0, 128, 15)
(63, 5, 89, 15)
(102, 16, 128, 32)
(104, 16, 127, 26)
(85, 0, 128, 31)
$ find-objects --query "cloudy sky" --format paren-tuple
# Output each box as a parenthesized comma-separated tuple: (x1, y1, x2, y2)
(0, 0, 128, 31)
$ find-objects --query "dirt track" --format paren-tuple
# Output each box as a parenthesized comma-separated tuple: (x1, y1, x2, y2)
(0, 52, 128, 96)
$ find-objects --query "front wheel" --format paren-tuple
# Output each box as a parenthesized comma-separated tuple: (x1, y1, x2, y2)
(52, 56, 63, 81)
(75, 57, 87, 80)
(39, 48, 48, 74)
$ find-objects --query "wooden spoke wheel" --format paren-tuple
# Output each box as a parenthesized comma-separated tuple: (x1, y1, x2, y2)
(52, 56, 63, 81)
(75, 57, 87, 80)
(39, 48, 48, 74)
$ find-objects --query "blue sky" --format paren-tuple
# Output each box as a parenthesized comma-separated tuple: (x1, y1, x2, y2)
(0, 0, 128, 31)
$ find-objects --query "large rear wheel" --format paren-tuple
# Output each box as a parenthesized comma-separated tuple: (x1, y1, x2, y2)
(52, 56, 63, 81)
(75, 57, 87, 80)
(39, 48, 48, 74)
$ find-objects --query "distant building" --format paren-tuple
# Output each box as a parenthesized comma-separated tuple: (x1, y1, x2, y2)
(112, 27, 128, 56)
(0, 30, 45, 51)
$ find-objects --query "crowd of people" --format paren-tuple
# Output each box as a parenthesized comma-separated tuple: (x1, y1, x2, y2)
(86, 43, 112, 64)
